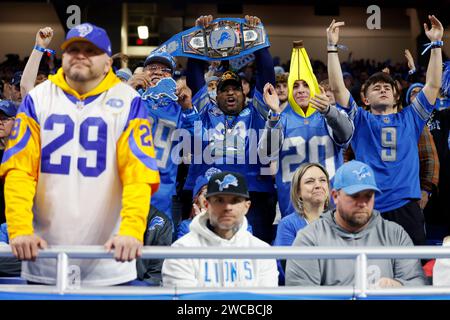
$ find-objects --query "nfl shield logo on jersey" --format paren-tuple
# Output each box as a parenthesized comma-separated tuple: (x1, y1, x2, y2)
(106, 98, 124, 109)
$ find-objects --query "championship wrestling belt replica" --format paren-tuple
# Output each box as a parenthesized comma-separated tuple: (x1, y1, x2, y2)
(154, 18, 270, 61)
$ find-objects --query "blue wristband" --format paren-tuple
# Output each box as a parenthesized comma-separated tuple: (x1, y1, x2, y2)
(34, 45, 56, 55)
(268, 111, 280, 118)
(421, 40, 443, 55)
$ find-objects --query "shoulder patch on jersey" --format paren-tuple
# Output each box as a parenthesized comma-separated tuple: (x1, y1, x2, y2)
(148, 216, 165, 231)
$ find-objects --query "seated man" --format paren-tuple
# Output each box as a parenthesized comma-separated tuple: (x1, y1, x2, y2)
(162, 171, 278, 287)
(285, 160, 426, 288)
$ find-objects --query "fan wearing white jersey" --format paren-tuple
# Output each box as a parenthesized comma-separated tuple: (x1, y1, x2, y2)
(0, 23, 160, 286)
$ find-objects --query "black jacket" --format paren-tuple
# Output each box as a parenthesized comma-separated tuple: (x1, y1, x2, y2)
(136, 206, 173, 286)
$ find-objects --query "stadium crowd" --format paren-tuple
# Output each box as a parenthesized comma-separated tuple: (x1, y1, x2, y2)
(0, 13, 449, 288)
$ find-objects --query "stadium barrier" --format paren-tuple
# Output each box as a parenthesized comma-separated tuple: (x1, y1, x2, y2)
(1, 245, 450, 300)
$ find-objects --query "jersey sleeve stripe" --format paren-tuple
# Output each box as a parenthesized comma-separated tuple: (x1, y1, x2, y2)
(411, 96, 430, 121)
(19, 95, 39, 124)
(128, 129, 158, 170)
(347, 95, 359, 120)
(1, 127, 31, 164)
(124, 97, 148, 131)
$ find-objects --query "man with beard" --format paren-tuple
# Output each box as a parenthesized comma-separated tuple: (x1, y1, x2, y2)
(0, 23, 160, 285)
(285, 160, 426, 288)
(162, 171, 278, 287)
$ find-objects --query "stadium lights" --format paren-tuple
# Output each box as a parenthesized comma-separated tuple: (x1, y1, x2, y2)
(137, 26, 149, 39)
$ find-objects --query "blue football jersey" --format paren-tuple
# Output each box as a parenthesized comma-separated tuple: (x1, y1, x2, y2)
(341, 90, 434, 212)
(184, 90, 274, 193)
(273, 105, 345, 217)
(273, 212, 308, 247)
(143, 96, 193, 219)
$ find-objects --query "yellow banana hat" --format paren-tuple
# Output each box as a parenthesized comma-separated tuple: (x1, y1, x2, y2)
(288, 40, 320, 117)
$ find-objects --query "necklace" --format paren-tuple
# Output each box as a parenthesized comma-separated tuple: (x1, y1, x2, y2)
(224, 114, 239, 134)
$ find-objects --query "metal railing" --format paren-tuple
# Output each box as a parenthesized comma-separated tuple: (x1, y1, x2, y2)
(1, 245, 450, 299)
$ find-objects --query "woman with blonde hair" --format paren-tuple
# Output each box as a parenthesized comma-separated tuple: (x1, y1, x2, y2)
(274, 162, 330, 247)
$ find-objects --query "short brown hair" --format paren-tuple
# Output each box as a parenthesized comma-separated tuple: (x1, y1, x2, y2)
(363, 72, 396, 97)
(276, 72, 289, 84)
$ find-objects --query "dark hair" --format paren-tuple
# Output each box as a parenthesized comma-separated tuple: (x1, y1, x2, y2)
(363, 72, 396, 97)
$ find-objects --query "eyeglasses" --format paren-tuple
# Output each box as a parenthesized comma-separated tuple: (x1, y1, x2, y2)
(145, 65, 172, 74)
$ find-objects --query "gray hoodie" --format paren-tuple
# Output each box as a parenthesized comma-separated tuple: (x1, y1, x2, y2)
(285, 210, 426, 287)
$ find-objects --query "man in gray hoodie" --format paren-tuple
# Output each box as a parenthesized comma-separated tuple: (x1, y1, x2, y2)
(286, 160, 426, 288)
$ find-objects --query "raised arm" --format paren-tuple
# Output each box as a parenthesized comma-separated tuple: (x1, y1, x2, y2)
(326, 20, 350, 107)
(254, 47, 275, 93)
(186, 59, 207, 97)
(245, 15, 275, 92)
(185, 15, 214, 96)
(405, 49, 416, 74)
(20, 27, 54, 97)
(421, 15, 444, 105)
(310, 86, 353, 145)
(258, 83, 284, 162)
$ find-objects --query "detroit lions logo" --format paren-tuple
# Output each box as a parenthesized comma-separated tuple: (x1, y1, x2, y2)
(352, 166, 371, 180)
(211, 28, 235, 49)
(74, 24, 93, 37)
(205, 167, 222, 179)
(148, 216, 165, 231)
(217, 32, 231, 46)
(215, 174, 239, 191)
(106, 98, 124, 109)
(367, 265, 382, 288)
(0, 101, 11, 108)
(142, 78, 178, 101)
(166, 41, 179, 54)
